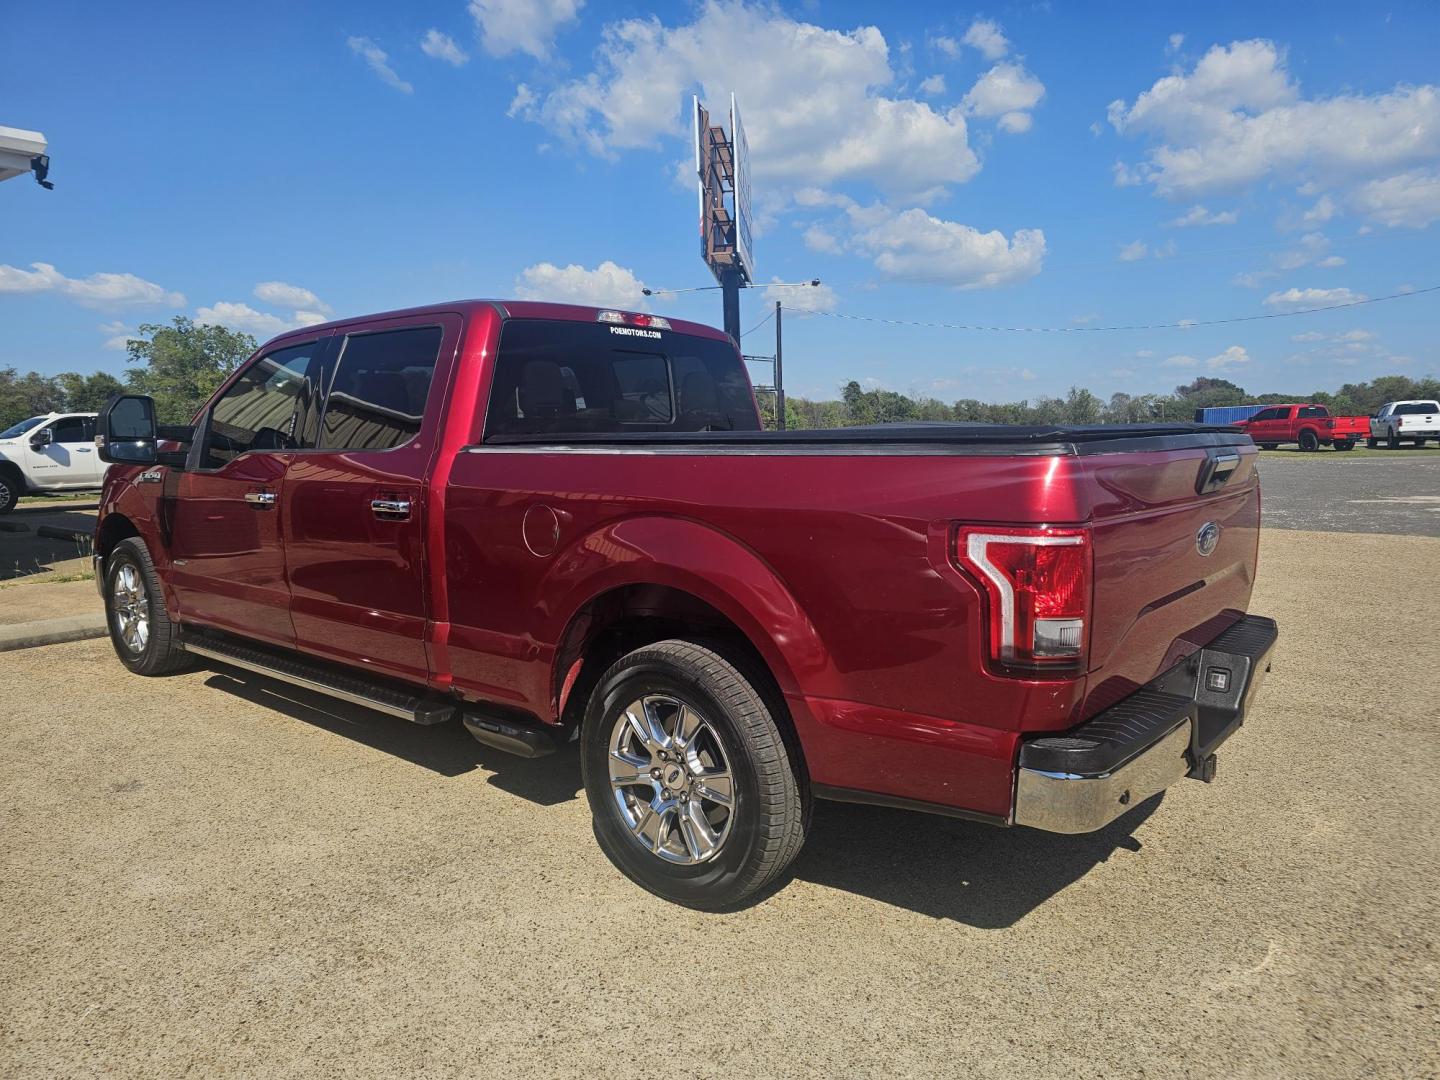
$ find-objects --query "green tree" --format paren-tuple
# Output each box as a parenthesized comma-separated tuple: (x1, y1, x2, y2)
(56, 371, 126, 412)
(1173, 376, 1248, 409)
(0, 368, 64, 429)
(124, 316, 257, 424)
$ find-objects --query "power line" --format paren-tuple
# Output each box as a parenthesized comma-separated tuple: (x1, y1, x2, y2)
(781, 284, 1439, 334)
(740, 309, 776, 338)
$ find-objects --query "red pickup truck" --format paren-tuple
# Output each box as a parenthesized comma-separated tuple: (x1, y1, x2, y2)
(93, 300, 1277, 908)
(1237, 403, 1368, 451)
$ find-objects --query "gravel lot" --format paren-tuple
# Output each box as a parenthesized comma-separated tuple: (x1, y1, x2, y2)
(3, 527, 1437, 1079)
(1259, 454, 1440, 536)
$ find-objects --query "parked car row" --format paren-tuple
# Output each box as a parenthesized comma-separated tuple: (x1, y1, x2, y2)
(1228, 400, 1440, 451)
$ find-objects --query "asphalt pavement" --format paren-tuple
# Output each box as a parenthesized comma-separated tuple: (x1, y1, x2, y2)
(1258, 454, 1440, 536)
(2, 527, 1437, 1079)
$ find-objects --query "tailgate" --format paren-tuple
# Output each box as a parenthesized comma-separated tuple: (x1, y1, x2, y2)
(1082, 441, 1261, 714)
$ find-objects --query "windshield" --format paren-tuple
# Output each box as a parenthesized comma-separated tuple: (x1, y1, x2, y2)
(0, 416, 46, 439)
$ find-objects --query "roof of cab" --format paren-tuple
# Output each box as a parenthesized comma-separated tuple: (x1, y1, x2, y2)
(266, 299, 732, 348)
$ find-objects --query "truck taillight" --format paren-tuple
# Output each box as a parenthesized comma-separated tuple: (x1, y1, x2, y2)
(956, 526, 1091, 676)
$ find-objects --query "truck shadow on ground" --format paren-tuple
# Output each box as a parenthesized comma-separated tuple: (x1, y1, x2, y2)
(203, 667, 1158, 928)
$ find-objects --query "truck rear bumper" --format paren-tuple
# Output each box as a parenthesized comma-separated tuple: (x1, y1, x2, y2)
(1014, 614, 1278, 835)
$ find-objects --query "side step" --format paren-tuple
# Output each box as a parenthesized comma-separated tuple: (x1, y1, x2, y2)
(181, 633, 457, 726)
(463, 713, 557, 758)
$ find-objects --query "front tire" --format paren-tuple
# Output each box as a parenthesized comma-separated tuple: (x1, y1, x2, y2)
(0, 470, 21, 514)
(104, 538, 191, 675)
(581, 639, 808, 910)
(1388, 431, 1402, 449)
(1258, 442, 1279, 451)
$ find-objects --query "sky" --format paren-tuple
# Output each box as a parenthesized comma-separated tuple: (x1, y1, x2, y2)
(2, 0, 1438, 403)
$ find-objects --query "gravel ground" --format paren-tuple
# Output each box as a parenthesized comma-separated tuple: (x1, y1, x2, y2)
(1259, 455, 1440, 536)
(2, 528, 1438, 1080)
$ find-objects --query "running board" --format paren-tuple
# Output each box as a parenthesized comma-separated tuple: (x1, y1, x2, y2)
(181, 634, 457, 726)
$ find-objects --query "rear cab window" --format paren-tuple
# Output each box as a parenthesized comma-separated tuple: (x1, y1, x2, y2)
(483, 319, 759, 437)
(320, 326, 443, 451)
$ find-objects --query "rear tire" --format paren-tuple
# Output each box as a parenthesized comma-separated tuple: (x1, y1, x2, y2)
(581, 639, 808, 910)
(1334, 440, 1355, 451)
(1414, 438, 1427, 448)
(1298, 429, 1319, 452)
(104, 538, 191, 676)
(1367, 437, 1379, 449)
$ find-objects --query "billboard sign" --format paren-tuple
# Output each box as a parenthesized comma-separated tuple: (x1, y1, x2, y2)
(730, 93, 753, 283)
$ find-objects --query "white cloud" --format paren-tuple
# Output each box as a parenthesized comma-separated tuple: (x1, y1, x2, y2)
(1118, 240, 1149, 261)
(511, 2, 982, 200)
(1349, 169, 1440, 228)
(1232, 269, 1276, 288)
(1301, 194, 1337, 224)
(99, 321, 134, 351)
(421, 29, 470, 66)
(763, 279, 837, 314)
(293, 311, 330, 327)
(1167, 33, 1185, 54)
(1019, 368, 1036, 382)
(1162, 354, 1197, 368)
(997, 111, 1032, 134)
(253, 281, 331, 314)
(1291, 330, 1326, 342)
(962, 62, 1045, 128)
(195, 301, 293, 336)
(0, 261, 184, 308)
(931, 35, 960, 59)
(1071, 313, 1100, 325)
(962, 18, 1009, 60)
(469, 0, 583, 60)
(1274, 231, 1330, 270)
(1167, 204, 1237, 226)
(347, 37, 413, 94)
(1108, 39, 1440, 209)
(1317, 254, 1346, 268)
(802, 224, 842, 254)
(1263, 286, 1367, 310)
(1206, 344, 1251, 371)
(514, 260, 647, 309)
(848, 205, 1045, 289)
(918, 74, 946, 96)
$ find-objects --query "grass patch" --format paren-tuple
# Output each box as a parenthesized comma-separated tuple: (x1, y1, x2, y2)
(1260, 446, 1437, 459)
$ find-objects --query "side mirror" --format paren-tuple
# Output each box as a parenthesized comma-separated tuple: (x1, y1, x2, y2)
(97, 394, 159, 465)
(29, 427, 53, 449)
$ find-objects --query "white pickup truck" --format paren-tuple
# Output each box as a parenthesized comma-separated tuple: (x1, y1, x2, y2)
(0, 412, 105, 513)
(1368, 400, 1440, 449)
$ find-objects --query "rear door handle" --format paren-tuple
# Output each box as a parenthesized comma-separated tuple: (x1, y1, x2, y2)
(371, 498, 411, 520)
(244, 490, 277, 508)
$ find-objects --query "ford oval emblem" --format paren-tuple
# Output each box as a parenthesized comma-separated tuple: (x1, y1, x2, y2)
(1196, 522, 1221, 557)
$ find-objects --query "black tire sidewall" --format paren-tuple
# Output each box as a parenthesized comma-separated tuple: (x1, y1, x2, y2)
(581, 653, 771, 907)
(0, 474, 18, 514)
(104, 540, 173, 674)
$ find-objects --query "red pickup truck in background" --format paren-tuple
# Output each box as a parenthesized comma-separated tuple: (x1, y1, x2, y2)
(1237, 402, 1369, 451)
(92, 300, 1277, 908)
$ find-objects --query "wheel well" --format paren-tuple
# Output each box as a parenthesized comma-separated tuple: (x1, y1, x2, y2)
(0, 460, 24, 491)
(555, 584, 784, 731)
(96, 513, 140, 563)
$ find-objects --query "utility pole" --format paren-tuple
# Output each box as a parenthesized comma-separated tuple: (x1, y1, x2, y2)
(774, 300, 785, 430)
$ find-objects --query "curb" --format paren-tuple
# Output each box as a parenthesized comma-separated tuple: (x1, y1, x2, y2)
(0, 613, 108, 653)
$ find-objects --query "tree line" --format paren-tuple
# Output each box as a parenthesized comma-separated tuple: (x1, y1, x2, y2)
(3, 316, 1436, 431)
(761, 373, 1440, 429)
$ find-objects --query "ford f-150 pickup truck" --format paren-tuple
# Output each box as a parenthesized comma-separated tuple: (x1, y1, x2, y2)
(93, 300, 1277, 908)
(1236, 403, 1368, 451)
(1368, 399, 1440, 448)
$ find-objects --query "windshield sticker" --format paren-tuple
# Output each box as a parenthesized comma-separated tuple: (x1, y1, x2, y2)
(608, 326, 662, 340)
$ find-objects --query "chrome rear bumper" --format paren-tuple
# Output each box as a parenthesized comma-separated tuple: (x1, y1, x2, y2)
(1014, 614, 1277, 835)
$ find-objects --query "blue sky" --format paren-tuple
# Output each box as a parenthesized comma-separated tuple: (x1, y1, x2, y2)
(2, 0, 1437, 403)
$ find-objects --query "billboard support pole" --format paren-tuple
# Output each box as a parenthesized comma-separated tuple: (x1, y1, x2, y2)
(721, 266, 742, 344)
(773, 300, 785, 430)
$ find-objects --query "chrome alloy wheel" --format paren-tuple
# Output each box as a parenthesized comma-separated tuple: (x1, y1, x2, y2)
(607, 694, 735, 865)
(111, 563, 150, 654)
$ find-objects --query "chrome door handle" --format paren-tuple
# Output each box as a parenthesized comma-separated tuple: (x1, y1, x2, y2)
(371, 498, 411, 519)
(244, 490, 277, 508)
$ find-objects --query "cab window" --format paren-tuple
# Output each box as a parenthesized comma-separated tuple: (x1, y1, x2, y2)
(319, 326, 443, 452)
(46, 416, 95, 443)
(201, 341, 322, 468)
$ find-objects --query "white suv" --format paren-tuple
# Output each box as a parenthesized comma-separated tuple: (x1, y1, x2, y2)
(0, 412, 106, 513)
